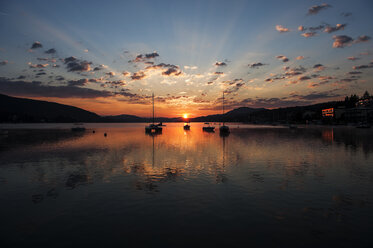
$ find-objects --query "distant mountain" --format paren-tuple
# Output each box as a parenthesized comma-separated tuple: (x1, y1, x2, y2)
(101, 114, 145, 123)
(0, 94, 100, 123)
(0, 93, 344, 124)
(191, 107, 264, 122)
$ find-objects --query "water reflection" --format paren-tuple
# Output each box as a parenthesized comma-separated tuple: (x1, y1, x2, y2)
(0, 123, 372, 247)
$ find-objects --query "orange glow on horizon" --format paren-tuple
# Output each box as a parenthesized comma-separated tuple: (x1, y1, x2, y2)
(18, 96, 221, 118)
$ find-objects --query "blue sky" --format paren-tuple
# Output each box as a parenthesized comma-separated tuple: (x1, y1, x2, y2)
(0, 0, 372, 116)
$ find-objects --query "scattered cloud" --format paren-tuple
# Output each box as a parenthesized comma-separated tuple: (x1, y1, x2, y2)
(308, 3, 331, 15)
(354, 35, 371, 43)
(276, 25, 290, 33)
(131, 71, 147, 80)
(249, 62, 267, 68)
(333, 35, 370, 48)
(31, 41, 42, 49)
(341, 12, 352, 17)
(352, 64, 373, 70)
(296, 56, 305, 60)
(332, 35, 353, 48)
(66, 60, 92, 72)
(0, 60, 8, 66)
(276, 55, 289, 62)
(0, 78, 114, 98)
(184, 65, 198, 70)
(67, 79, 89, 87)
(301, 32, 317, 38)
(324, 24, 347, 33)
(132, 52, 159, 63)
(28, 62, 48, 68)
(298, 76, 311, 81)
(215, 62, 227, 66)
(313, 64, 326, 71)
(347, 56, 359, 61)
(106, 71, 115, 77)
(45, 48, 56, 54)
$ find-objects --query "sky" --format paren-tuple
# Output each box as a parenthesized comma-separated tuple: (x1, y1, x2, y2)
(0, 0, 372, 117)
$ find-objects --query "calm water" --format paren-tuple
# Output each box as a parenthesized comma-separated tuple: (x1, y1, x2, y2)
(0, 123, 372, 247)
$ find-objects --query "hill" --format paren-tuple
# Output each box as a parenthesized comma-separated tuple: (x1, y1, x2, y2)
(0, 94, 100, 123)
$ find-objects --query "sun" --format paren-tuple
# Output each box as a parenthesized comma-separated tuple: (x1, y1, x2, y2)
(183, 114, 188, 119)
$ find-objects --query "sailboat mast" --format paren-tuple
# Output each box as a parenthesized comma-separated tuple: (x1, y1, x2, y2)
(152, 93, 155, 124)
(222, 91, 225, 125)
(222, 91, 225, 115)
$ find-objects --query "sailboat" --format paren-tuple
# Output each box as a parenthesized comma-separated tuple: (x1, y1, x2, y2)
(219, 91, 230, 134)
(145, 93, 162, 134)
(183, 121, 190, 130)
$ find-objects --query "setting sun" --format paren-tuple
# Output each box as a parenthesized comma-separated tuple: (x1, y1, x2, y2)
(183, 114, 188, 119)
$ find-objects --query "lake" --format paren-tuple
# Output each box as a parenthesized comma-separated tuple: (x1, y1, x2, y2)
(0, 123, 372, 247)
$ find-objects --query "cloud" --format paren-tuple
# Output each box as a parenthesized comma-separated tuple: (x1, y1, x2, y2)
(162, 67, 182, 76)
(308, 3, 331, 15)
(332, 35, 353, 48)
(298, 26, 305, 31)
(296, 56, 305, 60)
(64, 56, 78, 63)
(301, 32, 317, 38)
(214, 71, 224, 75)
(308, 25, 326, 31)
(354, 35, 371, 43)
(348, 71, 362, 75)
(0, 60, 8, 66)
(0, 78, 114, 98)
(55, 76, 65, 81)
(347, 56, 359, 61)
(215, 62, 227, 66)
(45, 48, 56, 54)
(63, 56, 92, 72)
(145, 63, 182, 76)
(295, 91, 340, 101)
(106, 71, 115, 77)
(122, 71, 130, 76)
(341, 12, 352, 17)
(36, 72, 46, 76)
(298, 76, 311, 81)
(31, 41, 42, 49)
(313, 64, 326, 71)
(132, 52, 159, 62)
(67, 79, 89, 87)
(324, 24, 347, 33)
(352, 64, 373, 70)
(131, 71, 146, 80)
(333, 35, 370, 48)
(184, 65, 198, 70)
(276, 55, 289, 62)
(28, 62, 49, 68)
(249, 62, 266, 68)
(66, 61, 92, 72)
(276, 25, 290, 33)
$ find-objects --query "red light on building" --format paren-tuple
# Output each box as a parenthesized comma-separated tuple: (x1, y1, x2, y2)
(322, 108, 334, 117)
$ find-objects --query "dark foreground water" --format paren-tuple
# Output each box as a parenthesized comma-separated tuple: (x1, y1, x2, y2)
(0, 123, 372, 247)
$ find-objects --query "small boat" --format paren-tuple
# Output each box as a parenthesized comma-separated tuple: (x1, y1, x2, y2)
(71, 123, 86, 132)
(184, 122, 190, 130)
(219, 91, 230, 134)
(202, 122, 215, 132)
(145, 93, 162, 134)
